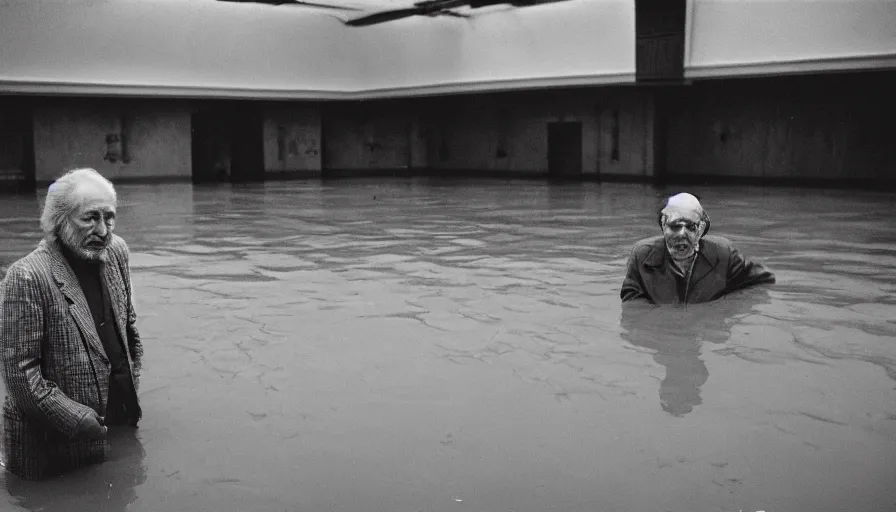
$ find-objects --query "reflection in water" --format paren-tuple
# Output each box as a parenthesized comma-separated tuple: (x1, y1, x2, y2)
(3, 429, 145, 512)
(620, 289, 771, 416)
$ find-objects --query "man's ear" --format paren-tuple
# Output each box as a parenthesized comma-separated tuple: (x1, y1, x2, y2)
(700, 213, 711, 237)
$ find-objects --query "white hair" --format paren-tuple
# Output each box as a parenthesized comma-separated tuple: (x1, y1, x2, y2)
(40, 168, 117, 240)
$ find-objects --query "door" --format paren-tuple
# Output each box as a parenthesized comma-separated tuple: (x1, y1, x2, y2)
(191, 104, 264, 184)
(229, 105, 264, 183)
(547, 122, 583, 176)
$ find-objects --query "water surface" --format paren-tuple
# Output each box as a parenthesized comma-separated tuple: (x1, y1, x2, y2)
(1, 179, 894, 512)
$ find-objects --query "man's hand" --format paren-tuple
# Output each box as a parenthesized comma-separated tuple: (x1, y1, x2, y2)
(73, 411, 107, 439)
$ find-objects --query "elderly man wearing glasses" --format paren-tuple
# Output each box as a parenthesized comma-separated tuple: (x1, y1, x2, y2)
(621, 193, 775, 305)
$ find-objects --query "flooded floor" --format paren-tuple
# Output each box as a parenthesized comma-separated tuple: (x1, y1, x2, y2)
(1, 179, 895, 512)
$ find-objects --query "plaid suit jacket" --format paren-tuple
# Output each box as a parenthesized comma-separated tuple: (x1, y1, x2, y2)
(0, 235, 143, 480)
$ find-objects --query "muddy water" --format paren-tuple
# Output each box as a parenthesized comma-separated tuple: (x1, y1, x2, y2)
(1, 179, 894, 512)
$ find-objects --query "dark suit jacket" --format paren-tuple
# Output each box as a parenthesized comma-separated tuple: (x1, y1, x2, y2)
(0, 235, 142, 480)
(621, 235, 775, 304)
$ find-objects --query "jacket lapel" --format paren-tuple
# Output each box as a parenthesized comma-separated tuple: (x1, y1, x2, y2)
(45, 240, 109, 365)
(101, 255, 128, 345)
(689, 242, 721, 289)
(641, 241, 680, 304)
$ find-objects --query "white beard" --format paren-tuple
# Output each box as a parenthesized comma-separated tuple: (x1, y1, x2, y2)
(57, 223, 108, 262)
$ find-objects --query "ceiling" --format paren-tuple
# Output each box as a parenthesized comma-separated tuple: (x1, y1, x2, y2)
(210, 0, 551, 26)
(1, 0, 891, 99)
(0, 0, 636, 98)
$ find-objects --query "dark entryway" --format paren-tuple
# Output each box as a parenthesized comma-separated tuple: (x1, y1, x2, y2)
(547, 121, 583, 176)
(191, 103, 264, 184)
(0, 104, 36, 194)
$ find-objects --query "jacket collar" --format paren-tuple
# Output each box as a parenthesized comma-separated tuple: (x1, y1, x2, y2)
(44, 238, 89, 301)
(643, 238, 720, 285)
(643, 239, 668, 268)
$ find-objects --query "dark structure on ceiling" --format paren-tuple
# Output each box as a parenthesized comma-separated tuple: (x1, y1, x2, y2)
(218, 0, 572, 26)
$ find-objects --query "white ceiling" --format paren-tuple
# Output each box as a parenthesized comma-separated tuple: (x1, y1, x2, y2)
(0, 0, 636, 98)
(2, 0, 891, 99)
(205, 0, 539, 23)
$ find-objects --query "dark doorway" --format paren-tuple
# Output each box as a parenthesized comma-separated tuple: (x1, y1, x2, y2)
(229, 105, 265, 183)
(547, 122, 583, 176)
(191, 103, 264, 184)
(0, 104, 36, 194)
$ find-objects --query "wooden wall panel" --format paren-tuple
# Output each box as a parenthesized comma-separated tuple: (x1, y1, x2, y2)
(263, 104, 321, 174)
(663, 72, 896, 182)
(0, 110, 27, 184)
(418, 89, 648, 176)
(597, 91, 653, 176)
(409, 112, 428, 169)
(322, 102, 411, 171)
(32, 99, 191, 182)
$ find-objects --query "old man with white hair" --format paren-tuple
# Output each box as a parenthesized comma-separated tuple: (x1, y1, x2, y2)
(621, 192, 775, 304)
(0, 168, 142, 480)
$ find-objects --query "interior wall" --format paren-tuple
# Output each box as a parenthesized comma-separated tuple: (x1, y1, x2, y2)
(322, 101, 412, 170)
(420, 89, 653, 176)
(32, 99, 191, 182)
(263, 104, 322, 174)
(422, 92, 594, 173)
(664, 72, 896, 181)
(409, 112, 428, 169)
(22, 71, 895, 186)
(596, 90, 654, 176)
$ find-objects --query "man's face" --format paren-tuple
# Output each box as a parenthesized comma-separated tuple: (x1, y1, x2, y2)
(662, 209, 703, 261)
(59, 184, 116, 262)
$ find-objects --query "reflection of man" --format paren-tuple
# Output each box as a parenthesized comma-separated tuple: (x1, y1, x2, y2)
(620, 289, 770, 416)
(0, 168, 142, 480)
(621, 193, 775, 305)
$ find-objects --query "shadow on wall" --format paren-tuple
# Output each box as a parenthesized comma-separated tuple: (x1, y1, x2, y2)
(619, 288, 771, 417)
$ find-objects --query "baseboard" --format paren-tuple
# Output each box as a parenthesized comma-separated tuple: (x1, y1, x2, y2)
(658, 174, 896, 191)
(35, 175, 192, 188)
(24, 170, 895, 191)
(322, 168, 593, 180)
(316, 170, 895, 190)
(319, 169, 663, 183)
(264, 170, 323, 181)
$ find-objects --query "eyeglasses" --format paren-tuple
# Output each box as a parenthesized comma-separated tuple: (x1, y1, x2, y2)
(666, 221, 699, 232)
